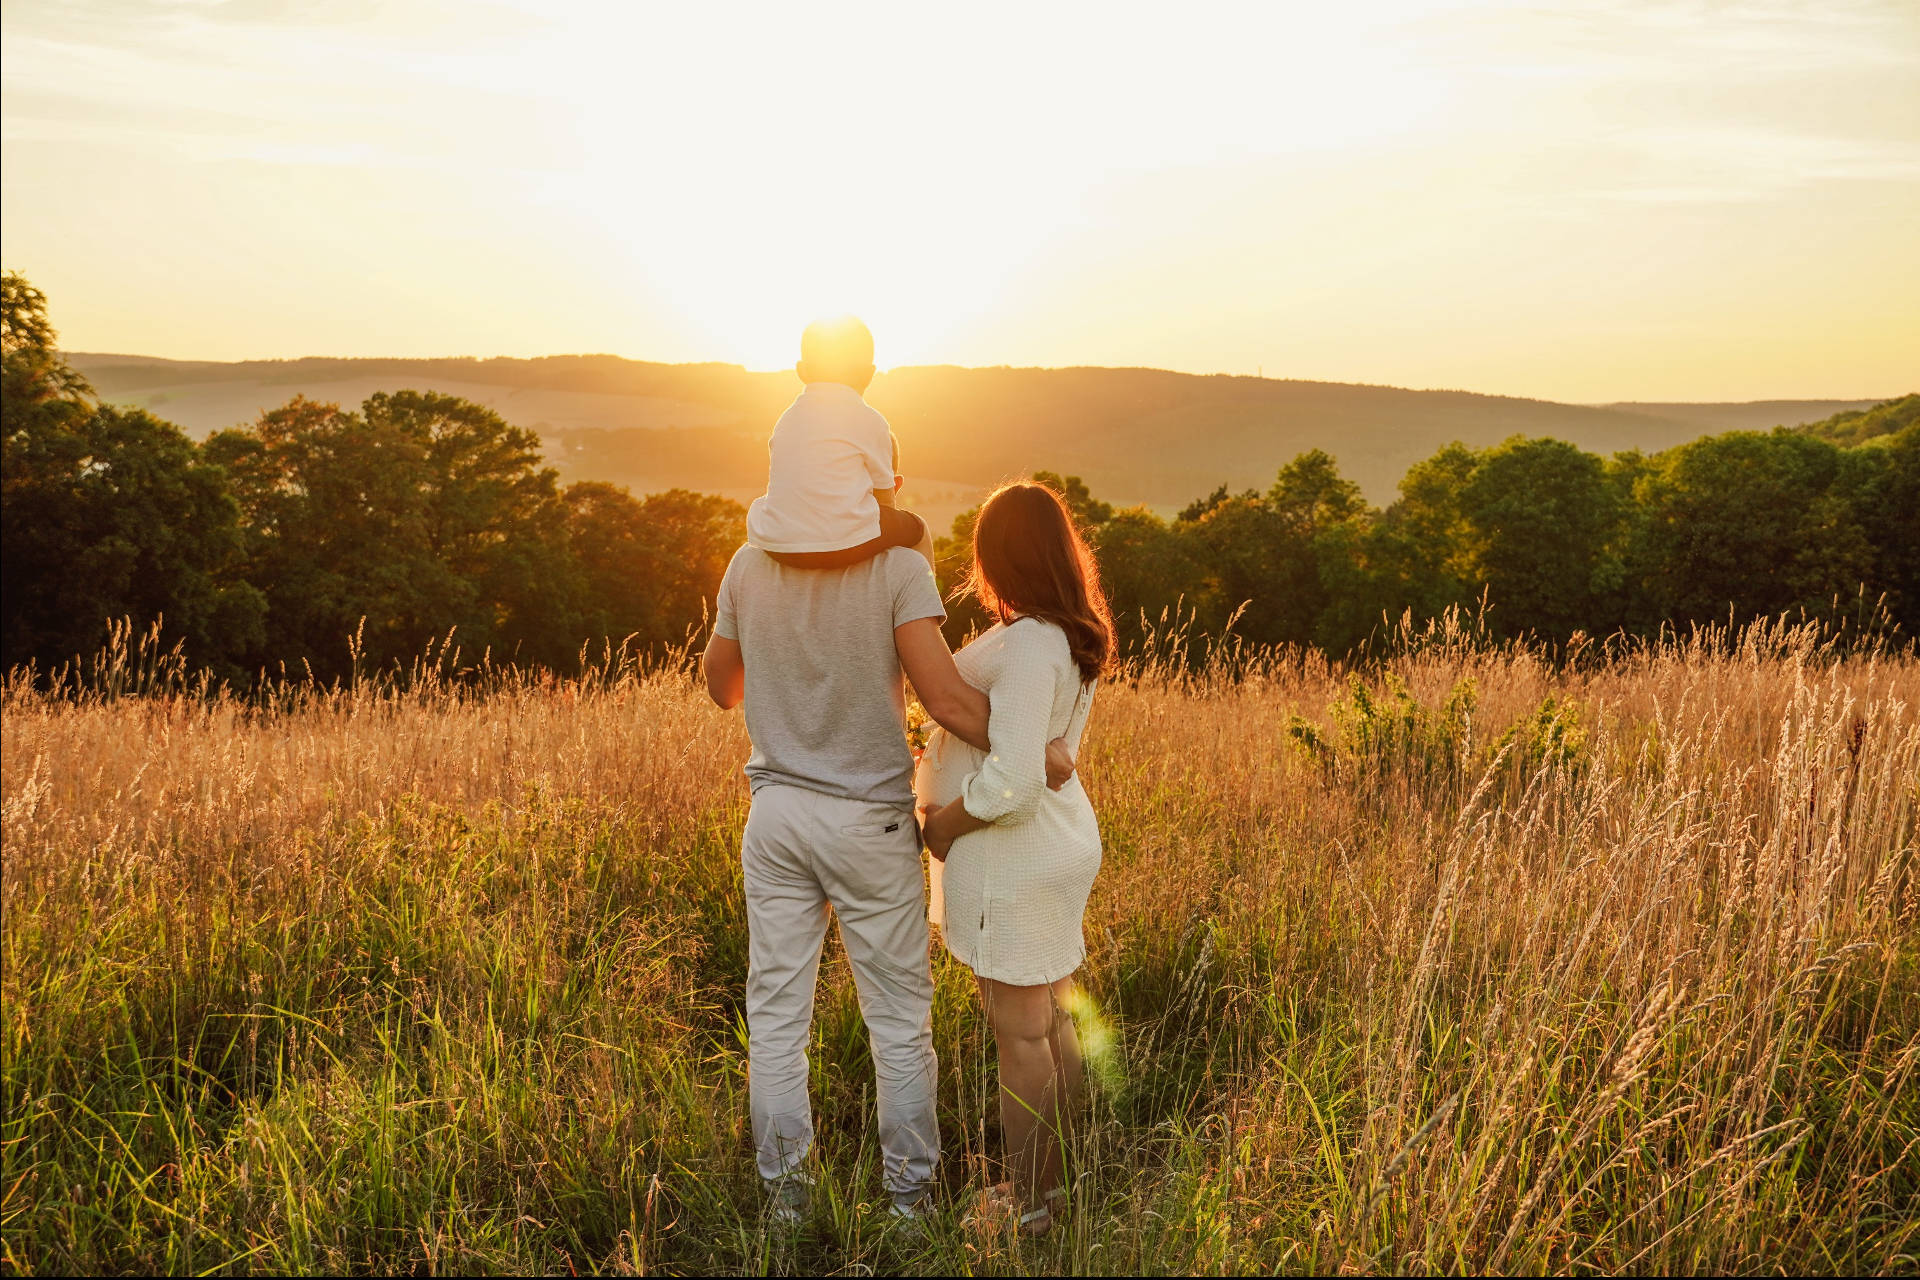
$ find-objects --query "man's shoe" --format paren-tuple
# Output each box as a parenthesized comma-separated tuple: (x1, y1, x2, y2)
(765, 1172, 812, 1226)
(886, 1189, 937, 1235)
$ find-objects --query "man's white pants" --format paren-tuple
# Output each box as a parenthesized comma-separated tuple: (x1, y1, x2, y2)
(741, 784, 940, 1200)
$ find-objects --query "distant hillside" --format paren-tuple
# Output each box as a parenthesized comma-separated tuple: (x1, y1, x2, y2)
(1792, 394, 1918, 447)
(1599, 399, 1892, 433)
(66, 352, 1868, 517)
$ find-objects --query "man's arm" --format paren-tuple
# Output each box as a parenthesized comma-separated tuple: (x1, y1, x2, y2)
(894, 617, 990, 750)
(703, 635, 744, 709)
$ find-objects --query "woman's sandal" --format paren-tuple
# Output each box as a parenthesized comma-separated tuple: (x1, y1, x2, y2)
(1026, 1185, 1068, 1236)
(965, 1183, 1063, 1238)
(961, 1183, 1014, 1234)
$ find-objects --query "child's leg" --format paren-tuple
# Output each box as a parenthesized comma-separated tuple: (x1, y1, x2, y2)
(766, 510, 928, 571)
(910, 518, 936, 571)
(881, 506, 937, 572)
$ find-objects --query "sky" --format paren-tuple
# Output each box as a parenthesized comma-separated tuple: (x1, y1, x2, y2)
(2, 0, 1916, 403)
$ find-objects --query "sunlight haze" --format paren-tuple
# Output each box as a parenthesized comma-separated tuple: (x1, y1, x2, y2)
(3, 0, 1916, 401)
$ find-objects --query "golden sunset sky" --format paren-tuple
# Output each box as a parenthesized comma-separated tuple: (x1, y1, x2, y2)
(3, 0, 1916, 402)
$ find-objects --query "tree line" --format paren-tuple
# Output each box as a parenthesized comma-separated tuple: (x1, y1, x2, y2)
(943, 398, 1917, 657)
(4, 271, 1915, 684)
(3, 274, 740, 683)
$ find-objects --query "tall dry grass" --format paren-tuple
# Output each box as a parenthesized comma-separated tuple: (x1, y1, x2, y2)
(2, 618, 1915, 1274)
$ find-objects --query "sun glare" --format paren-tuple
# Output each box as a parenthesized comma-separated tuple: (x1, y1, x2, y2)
(538, 1, 1454, 369)
(565, 133, 1071, 370)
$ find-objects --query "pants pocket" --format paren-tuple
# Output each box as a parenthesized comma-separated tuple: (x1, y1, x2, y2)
(842, 805, 919, 842)
(843, 818, 910, 838)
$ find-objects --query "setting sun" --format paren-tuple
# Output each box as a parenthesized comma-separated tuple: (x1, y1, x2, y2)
(546, 3, 1459, 369)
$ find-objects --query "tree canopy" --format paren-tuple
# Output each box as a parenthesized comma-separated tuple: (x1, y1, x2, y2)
(1797, 393, 1919, 448)
(4, 273, 1914, 681)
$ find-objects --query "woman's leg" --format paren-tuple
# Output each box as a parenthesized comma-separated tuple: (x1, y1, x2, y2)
(1045, 975, 1086, 1181)
(977, 977, 1061, 1215)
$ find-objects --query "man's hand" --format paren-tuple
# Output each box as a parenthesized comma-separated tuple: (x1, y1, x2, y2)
(1045, 737, 1077, 791)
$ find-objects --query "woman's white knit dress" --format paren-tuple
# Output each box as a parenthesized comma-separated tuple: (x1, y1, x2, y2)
(915, 618, 1101, 986)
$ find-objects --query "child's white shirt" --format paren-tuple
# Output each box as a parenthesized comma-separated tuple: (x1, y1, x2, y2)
(745, 381, 895, 554)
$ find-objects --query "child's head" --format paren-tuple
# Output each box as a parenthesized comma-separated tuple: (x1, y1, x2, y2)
(797, 315, 875, 392)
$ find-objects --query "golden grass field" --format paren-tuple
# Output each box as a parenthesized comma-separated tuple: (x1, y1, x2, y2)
(2, 618, 1916, 1275)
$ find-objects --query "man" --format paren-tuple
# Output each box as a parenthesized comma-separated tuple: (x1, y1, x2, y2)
(702, 322, 1067, 1223)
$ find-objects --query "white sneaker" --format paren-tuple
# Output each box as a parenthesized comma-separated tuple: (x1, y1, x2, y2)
(890, 1193, 934, 1215)
(765, 1172, 812, 1226)
(887, 1190, 937, 1235)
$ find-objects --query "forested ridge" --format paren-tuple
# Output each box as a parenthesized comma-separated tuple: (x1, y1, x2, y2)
(6, 272, 1916, 683)
(75, 350, 1817, 509)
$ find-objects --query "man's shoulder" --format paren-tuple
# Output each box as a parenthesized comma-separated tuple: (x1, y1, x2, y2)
(877, 546, 936, 584)
(880, 550, 945, 623)
(726, 546, 911, 595)
(722, 543, 766, 579)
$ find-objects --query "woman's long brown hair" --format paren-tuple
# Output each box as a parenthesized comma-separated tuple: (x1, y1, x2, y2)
(966, 480, 1116, 684)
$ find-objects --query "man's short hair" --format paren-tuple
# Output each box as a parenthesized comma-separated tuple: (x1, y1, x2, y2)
(800, 315, 874, 380)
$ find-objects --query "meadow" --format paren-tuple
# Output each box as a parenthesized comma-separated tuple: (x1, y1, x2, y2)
(2, 617, 1915, 1275)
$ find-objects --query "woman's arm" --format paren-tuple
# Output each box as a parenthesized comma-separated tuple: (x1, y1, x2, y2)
(919, 797, 988, 862)
(921, 626, 1061, 854)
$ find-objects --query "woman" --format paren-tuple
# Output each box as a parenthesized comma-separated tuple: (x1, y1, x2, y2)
(916, 480, 1114, 1236)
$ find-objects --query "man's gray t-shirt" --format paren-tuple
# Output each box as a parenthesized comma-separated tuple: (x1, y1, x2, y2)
(713, 546, 946, 806)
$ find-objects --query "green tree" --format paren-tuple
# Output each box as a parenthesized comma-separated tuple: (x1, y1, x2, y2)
(1855, 424, 1920, 632)
(1270, 450, 1377, 649)
(2, 273, 262, 675)
(205, 391, 579, 676)
(1630, 429, 1877, 628)
(2, 271, 91, 407)
(1370, 442, 1480, 624)
(1095, 507, 1209, 652)
(1268, 449, 1365, 541)
(1458, 437, 1624, 641)
(1796, 393, 1919, 448)
(1179, 452, 1378, 652)
(1032, 470, 1114, 531)
(1176, 483, 1235, 524)
(1179, 493, 1286, 643)
(566, 482, 744, 652)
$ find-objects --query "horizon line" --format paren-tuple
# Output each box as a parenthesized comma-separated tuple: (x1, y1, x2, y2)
(56, 350, 1906, 412)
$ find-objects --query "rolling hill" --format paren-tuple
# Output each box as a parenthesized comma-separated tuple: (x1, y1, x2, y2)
(66, 352, 1893, 530)
(1598, 399, 1893, 434)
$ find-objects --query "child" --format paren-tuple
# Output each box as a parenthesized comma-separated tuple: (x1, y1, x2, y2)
(746, 316, 935, 570)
